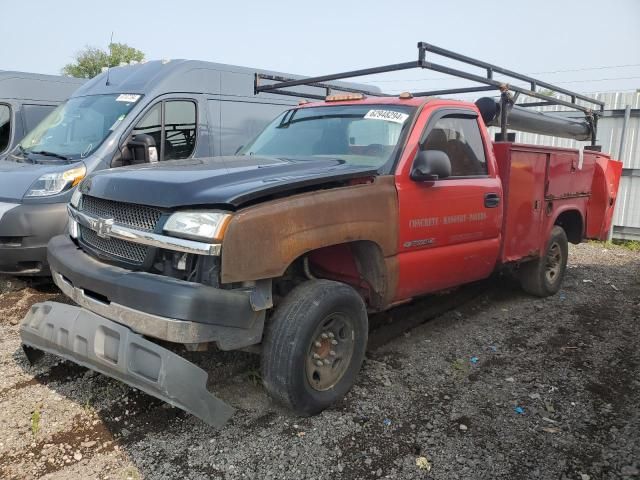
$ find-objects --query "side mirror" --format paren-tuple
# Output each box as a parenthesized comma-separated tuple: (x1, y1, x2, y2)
(127, 134, 158, 164)
(410, 150, 451, 181)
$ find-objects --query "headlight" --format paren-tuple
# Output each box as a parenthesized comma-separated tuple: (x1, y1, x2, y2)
(163, 211, 231, 242)
(70, 189, 82, 208)
(25, 164, 87, 198)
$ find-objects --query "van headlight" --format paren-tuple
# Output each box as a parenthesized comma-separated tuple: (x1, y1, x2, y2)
(25, 164, 87, 198)
(163, 211, 232, 242)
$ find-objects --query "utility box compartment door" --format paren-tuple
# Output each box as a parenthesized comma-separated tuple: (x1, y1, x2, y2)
(499, 148, 547, 262)
(545, 151, 595, 200)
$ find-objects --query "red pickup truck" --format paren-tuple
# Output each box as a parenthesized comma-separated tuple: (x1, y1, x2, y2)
(21, 44, 623, 426)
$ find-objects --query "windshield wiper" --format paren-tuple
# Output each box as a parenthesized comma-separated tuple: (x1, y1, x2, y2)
(30, 151, 70, 161)
(9, 145, 33, 163)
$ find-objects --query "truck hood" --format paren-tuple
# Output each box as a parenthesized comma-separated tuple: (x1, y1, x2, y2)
(0, 157, 79, 202)
(80, 156, 379, 208)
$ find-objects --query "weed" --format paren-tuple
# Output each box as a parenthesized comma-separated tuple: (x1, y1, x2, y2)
(451, 358, 469, 378)
(31, 405, 41, 437)
(244, 368, 262, 386)
(120, 466, 141, 480)
(83, 397, 96, 416)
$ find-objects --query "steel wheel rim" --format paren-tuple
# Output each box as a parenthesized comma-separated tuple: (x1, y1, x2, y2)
(305, 313, 354, 391)
(545, 242, 562, 284)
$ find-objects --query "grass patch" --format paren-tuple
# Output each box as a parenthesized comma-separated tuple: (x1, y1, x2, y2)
(589, 239, 640, 252)
(616, 240, 640, 251)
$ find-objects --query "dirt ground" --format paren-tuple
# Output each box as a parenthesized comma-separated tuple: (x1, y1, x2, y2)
(0, 242, 638, 480)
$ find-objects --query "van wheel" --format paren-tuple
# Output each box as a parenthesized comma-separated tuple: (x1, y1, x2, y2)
(520, 226, 568, 297)
(261, 280, 368, 416)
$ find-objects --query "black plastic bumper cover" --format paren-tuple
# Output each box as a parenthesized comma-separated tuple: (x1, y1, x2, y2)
(48, 234, 260, 328)
(0, 202, 68, 274)
(20, 301, 234, 427)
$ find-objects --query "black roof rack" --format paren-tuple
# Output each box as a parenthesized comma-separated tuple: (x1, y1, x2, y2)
(255, 42, 605, 145)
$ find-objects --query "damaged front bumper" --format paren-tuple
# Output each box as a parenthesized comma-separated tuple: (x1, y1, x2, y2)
(20, 301, 234, 427)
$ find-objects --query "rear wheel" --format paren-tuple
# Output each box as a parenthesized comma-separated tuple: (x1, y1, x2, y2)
(261, 280, 368, 415)
(520, 226, 568, 297)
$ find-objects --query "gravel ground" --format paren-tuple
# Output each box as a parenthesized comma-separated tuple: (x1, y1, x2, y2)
(0, 242, 638, 480)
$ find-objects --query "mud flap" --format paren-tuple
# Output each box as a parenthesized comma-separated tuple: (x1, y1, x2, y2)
(20, 301, 234, 428)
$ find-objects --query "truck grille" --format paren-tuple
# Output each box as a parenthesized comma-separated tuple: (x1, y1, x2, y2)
(81, 196, 163, 232)
(79, 225, 148, 265)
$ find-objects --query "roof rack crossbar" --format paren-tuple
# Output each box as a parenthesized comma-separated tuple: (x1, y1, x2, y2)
(254, 42, 604, 124)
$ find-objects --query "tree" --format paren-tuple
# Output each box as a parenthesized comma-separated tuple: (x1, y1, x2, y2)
(62, 43, 145, 79)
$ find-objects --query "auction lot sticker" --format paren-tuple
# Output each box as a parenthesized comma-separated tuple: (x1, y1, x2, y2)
(364, 109, 409, 124)
(116, 94, 141, 103)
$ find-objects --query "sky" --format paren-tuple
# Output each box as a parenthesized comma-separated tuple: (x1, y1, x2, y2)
(2, 0, 639, 97)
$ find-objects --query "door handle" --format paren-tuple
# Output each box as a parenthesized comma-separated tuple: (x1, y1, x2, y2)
(484, 193, 501, 208)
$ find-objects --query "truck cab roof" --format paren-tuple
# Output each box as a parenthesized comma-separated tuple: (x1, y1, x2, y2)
(298, 95, 478, 111)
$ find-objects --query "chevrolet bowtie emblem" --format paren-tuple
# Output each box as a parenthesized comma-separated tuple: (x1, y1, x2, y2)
(94, 218, 114, 239)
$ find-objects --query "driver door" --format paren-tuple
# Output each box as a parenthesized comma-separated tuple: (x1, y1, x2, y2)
(395, 108, 503, 300)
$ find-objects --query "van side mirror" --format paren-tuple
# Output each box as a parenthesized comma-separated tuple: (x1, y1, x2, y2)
(127, 134, 158, 164)
(410, 150, 451, 182)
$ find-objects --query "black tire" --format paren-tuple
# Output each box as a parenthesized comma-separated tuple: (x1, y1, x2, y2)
(519, 225, 568, 297)
(261, 279, 368, 416)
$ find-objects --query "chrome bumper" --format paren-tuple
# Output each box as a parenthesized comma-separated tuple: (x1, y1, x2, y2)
(20, 301, 234, 427)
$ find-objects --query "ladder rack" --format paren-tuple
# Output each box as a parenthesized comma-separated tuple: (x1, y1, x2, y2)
(255, 42, 605, 145)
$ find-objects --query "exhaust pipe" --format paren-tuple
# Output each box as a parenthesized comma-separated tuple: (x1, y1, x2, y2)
(475, 97, 593, 141)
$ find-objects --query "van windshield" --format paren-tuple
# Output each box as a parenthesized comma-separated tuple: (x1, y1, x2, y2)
(240, 104, 416, 169)
(18, 94, 141, 161)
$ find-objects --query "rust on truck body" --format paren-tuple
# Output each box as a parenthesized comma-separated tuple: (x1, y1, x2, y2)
(221, 175, 399, 305)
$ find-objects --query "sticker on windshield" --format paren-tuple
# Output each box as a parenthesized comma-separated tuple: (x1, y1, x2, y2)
(116, 94, 141, 103)
(364, 109, 409, 124)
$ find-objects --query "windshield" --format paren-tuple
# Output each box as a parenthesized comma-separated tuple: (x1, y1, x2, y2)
(18, 94, 141, 161)
(240, 104, 416, 169)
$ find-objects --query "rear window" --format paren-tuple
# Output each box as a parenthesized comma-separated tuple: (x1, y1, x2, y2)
(0, 104, 10, 153)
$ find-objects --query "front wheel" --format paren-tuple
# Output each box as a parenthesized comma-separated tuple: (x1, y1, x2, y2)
(261, 280, 368, 416)
(519, 225, 569, 297)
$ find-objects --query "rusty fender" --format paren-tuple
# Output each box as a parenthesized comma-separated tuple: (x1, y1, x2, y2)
(221, 175, 399, 303)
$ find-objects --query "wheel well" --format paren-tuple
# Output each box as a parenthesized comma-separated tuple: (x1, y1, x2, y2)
(276, 241, 388, 310)
(555, 210, 583, 244)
